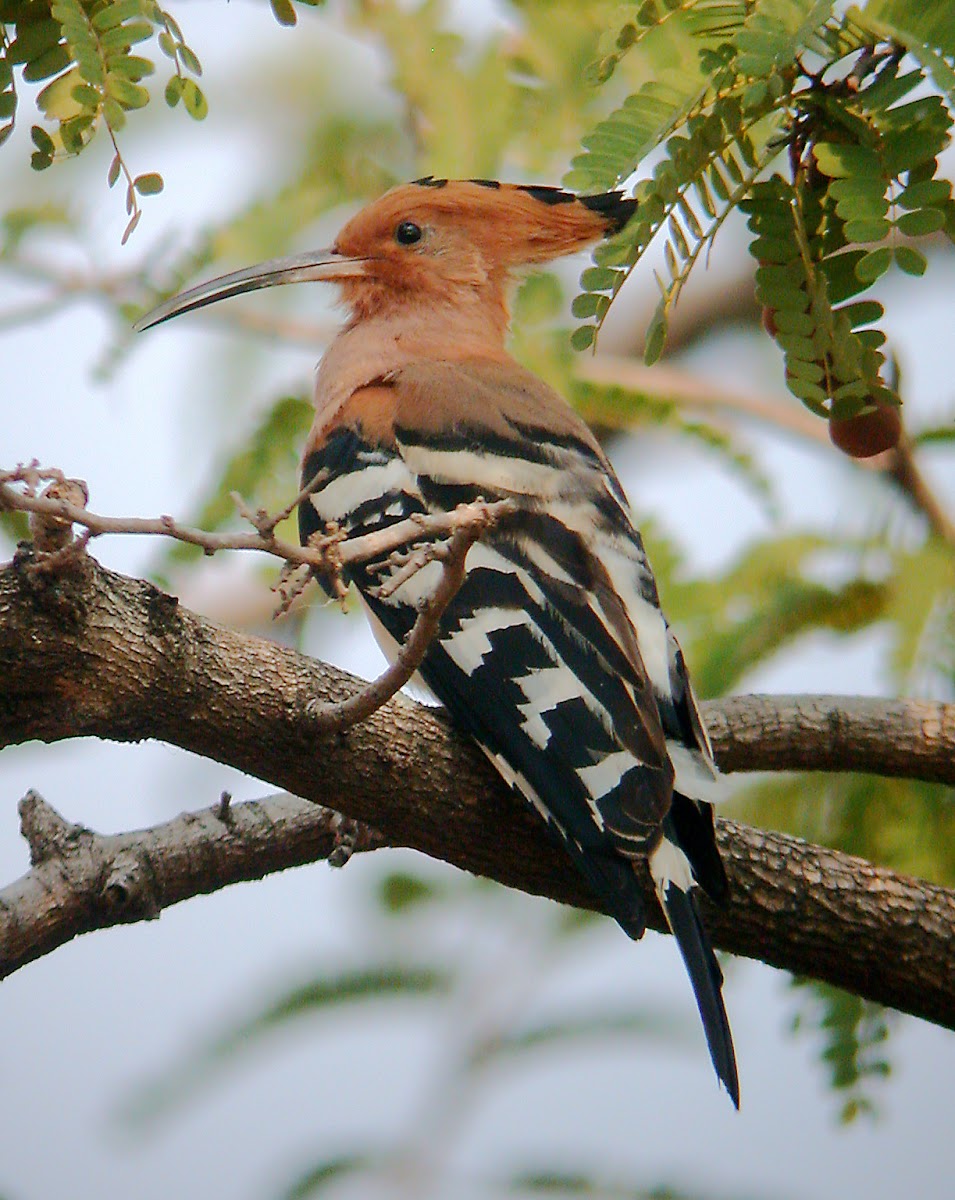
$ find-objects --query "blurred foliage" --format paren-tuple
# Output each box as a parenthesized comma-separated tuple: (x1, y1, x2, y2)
(2, 0, 954, 1192)
(125, 865, 708, 1199)
(789, 978, 894, 1123)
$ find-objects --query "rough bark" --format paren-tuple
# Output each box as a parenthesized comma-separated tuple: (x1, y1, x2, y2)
(0, 549, 952, 1028)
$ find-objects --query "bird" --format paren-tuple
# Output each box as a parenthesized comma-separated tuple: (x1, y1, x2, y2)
(135, 176, 740, 1106)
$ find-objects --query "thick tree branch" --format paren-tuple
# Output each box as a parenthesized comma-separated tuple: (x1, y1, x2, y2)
(0, 551, 952, 1029)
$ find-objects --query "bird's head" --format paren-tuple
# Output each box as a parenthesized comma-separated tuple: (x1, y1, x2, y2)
(134, 179, 635, 333)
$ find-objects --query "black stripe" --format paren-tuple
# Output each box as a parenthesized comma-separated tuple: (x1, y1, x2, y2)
(504, 417, 605, 466)
(669, 793, 728, 904)
(517, 184, 577, 206)
(661, 845, 739, 1108)
(396, 422, 599, 468)
(346, 489, 421, 533)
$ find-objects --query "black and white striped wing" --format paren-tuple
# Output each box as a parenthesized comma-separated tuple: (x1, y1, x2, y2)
(299, 363, 737, 1104)
(300, 415, 687, 937)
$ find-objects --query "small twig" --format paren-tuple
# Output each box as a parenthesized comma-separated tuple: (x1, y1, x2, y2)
(884, 433, 955, 549)
(370, 542, 440, 599)
(579, 358, 955, 546)
(272, 561, 317, 618)
(307, 525, 481, 734)
(0, 466, 515, 579)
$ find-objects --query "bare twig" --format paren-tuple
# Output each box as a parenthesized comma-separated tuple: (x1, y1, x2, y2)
(579, 356, 827, 443)
(885, 433, 955, 548)
(580, 357, 955, 545)
(0, 466, 515, 580)
(307, 523, 485, 732)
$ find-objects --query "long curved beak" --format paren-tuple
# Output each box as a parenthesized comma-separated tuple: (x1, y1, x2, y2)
(133, 249, 367, 332)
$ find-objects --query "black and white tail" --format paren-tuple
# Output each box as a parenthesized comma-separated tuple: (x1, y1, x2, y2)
(650, 816, 739, 1108)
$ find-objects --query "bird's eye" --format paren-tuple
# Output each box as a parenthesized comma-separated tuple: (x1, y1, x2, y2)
(395, 221, 423, 246)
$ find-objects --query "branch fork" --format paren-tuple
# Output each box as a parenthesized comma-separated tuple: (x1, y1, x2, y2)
(2, 464, 516, 734)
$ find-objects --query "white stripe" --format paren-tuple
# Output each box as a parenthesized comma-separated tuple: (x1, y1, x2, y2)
(649, 838, 694, 898)
(310, 457, 415, 523)
(668, 742, 725, 804)
(442, 607, 527, 675)
(400, 445, 600, 500)
(479, 746, 556, 830)
(596, 537, 670, 694)
(515, 665, 585, 748)
(540, 495, 670, 695)
(575, 749, 641, 802)
(517, 535, 576, 585)
(383, 559, 445, 608)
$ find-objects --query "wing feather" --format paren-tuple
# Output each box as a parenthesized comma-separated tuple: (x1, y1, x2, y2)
(300, 360, 721, 907)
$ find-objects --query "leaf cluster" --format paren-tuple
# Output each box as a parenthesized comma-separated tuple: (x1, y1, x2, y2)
(1, 0, 208, 237)
(569, 0, 955, 429)
(0, 0, 324, 237)
(789, 978, 893, 1123)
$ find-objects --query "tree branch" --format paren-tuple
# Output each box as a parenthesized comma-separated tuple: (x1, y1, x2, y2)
(0, 550, 953, 1028)
(0, 466, 515, 590)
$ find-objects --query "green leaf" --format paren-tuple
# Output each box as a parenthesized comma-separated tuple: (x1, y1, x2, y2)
(893, 245, 927, 276)
(570, 292, 610, 319)
(92, 0, 149, 31)
(814, 142, 882, 179)
(71, 81, 102, 106)
(281, 1155, 376, 1200)
(7, 18, 63, 65)
(178, 45, 202, 76)
(570, 324, 596, 351)
(377, 871, 443, 914)
(643, 297, 667, 364)
(107, 75, 149, 109)
(471, 1009, 688, 1069)
(180, 78, 208, 119)
(22, 44, 71, 83)
(788, 978, 894, 1124)
(108, 54, 155, 80)
(123, 967, 452, 1123)
(895, 207, 946, 237)
(855, 246, 893, 283)
(270, 0, 298, 27)
(898, 178, 951, 209)
(133, 171, 163, 194)
(579, 266, 621, 292)
(60, 113, 93, 152)
(30, 124, 55, 155)
(843, 218, 890, 244)
(98, 21, 153, 49)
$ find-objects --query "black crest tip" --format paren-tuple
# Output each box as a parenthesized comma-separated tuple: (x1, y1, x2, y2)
(579, 190, 638, 234)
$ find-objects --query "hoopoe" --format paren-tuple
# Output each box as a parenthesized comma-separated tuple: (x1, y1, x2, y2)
(136, 177, 739, 1106)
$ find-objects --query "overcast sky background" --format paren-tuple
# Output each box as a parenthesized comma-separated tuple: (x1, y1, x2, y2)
(2, 3, 954, 1198)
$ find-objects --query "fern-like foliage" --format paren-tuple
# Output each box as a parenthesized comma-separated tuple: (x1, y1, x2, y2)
(0, 0, 321, 239)
(569, 0, 955, 445)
